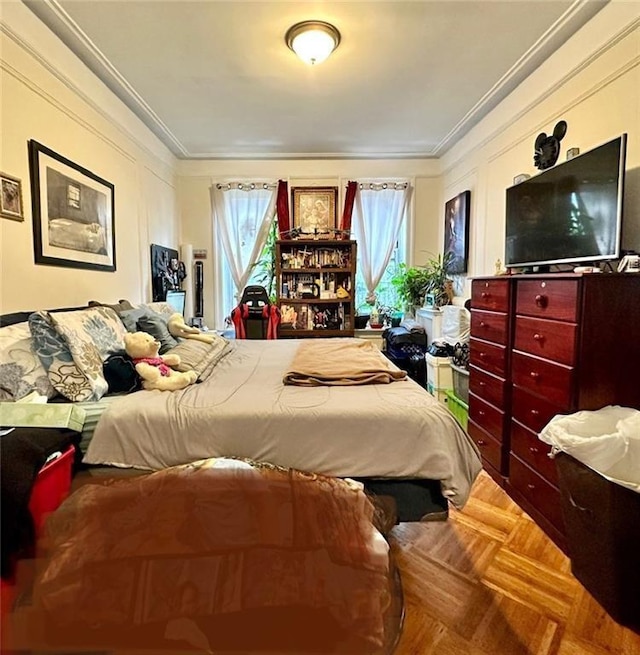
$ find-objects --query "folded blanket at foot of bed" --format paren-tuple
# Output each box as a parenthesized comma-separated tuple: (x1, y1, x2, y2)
(8, 459, 394, 654)
(283, 339, 407, 386)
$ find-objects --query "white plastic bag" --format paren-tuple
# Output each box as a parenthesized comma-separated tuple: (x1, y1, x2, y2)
(440, 306, 470, 346)
(539, 406, 640, 493)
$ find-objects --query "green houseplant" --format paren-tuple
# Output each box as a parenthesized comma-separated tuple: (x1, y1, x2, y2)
(391, 252, 454, 312)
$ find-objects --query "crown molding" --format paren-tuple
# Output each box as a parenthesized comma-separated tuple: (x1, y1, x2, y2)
(23, 0, 188, 158)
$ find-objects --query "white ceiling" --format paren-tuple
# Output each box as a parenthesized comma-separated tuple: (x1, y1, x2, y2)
(24, 0, 608, 160)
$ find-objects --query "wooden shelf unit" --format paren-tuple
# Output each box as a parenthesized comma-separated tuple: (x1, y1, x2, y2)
(276, 239, 357, 338)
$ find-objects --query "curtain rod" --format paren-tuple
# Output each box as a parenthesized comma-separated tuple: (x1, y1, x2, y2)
(357, 182, 409, 190)
(215, 182, 277, 191)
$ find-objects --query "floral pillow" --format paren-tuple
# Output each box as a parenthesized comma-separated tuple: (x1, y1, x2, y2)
(29, 311, 92, 402)
(29, 308, 127, 402)
(0, 322, 57, 400)
(49, 307, 128, 402)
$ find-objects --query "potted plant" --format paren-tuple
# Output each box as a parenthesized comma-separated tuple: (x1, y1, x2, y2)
(391, 253, 454, 314)
(422, 252, 454, 308)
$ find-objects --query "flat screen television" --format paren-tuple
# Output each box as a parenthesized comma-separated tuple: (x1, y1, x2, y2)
(505, 134, 627, 269)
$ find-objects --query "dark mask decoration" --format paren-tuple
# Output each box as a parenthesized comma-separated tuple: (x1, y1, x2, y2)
(534, 120, 567, 170)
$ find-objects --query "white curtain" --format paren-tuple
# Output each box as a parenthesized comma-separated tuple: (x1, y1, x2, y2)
(210, 182, 277, 320)
(353, 182, 412, 304)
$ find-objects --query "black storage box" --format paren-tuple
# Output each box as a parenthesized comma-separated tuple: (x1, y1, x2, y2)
(555, 453, 640, 631)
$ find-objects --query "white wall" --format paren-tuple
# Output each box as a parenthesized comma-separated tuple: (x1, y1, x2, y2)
(439, 2, 640, 298)
(176, 159, 442, 327)
(0, 2, 178, 313)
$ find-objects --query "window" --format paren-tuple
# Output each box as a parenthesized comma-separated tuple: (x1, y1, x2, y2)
(352, 181, 411, 316)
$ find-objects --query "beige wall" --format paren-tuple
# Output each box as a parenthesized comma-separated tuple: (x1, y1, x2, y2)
(0, 3, 178, 313)
(439, 2, 640, 298)
(176, 159, 442, 327)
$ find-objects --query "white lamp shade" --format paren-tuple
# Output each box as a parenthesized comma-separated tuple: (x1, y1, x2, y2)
(286, 21, 340, 65)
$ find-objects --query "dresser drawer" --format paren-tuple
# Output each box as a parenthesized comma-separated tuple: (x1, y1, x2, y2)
(469, 365, 507, 409)
(512, 351, 574, 408)
(472, 279, 510, 312)
(516, 279, 579, 321)
(468, 421, 505, 473)
(510, 419, 558, 487)
(511, 385, 566, 433)
(471, 310, 509, 346)
(509, 455, 564, 530)
(514, 315, 577, 366)
(468, 392, 505, 442)
(470, 338, 507, 378)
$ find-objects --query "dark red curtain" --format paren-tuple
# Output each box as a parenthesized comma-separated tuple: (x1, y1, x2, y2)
(340, 181, 357, 238)
(276, 180, 291, 239)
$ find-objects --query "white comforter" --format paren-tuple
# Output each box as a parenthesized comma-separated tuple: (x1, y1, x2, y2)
(85, 339, 481, 508)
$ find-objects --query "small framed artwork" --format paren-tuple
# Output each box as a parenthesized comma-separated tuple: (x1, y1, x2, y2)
(0, 172, 24, 221)
(291, 186, 338, 236)
(28, 140, 116, 271)
(444, 190, 471, 274)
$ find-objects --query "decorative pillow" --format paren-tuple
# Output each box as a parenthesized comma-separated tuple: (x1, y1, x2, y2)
(118, 307, 149, 333)
(136, 312, 179, 354)
(88, 299, 134, 315)
(144, 301, 176, 317)
(48, 307, 128, 402)
(0, 322, 57, 400)
(29, 311, 92, 402)
(164, 336, 232, 380)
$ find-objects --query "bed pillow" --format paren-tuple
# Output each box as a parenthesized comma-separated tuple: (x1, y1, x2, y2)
(0, 322, 57, 400)
(49, 307, 128, 401)
(164, 335, 232, 380)
(88, 299, 134, 315)
(29, 311, 93, 402)
(135, 311, 179, 354)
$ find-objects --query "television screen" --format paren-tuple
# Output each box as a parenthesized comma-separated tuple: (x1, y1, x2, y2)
(505, 135, 626, 268)
(165, 289, 186, 316)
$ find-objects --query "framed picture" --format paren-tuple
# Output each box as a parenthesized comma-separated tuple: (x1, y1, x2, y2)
(0, 172, 24, 221)
(291, 186, 338, 235)
(444, 190, 471, 274)
(28, 140, 115, 271)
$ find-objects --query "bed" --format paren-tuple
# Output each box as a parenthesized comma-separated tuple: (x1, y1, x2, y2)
(84, 337, 481, 510)
(1, 305, 481, 519)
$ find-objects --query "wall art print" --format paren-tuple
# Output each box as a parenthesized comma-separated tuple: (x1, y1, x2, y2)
(0, 172, 24, 221)
(291, 186, 338, 235)
(29, 140, 115, 271)
(443, 190, 471, 274)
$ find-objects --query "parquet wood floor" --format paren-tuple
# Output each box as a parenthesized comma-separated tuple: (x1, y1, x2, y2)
(389, 471, 640, 655)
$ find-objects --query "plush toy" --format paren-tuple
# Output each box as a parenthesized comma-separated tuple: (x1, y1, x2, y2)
(167, 313, 216, 344)
(123, 332, 197, 391)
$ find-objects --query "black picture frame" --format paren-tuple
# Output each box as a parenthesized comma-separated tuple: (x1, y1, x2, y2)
(443, 190, 471, 274)
(28, 140, 116, 271)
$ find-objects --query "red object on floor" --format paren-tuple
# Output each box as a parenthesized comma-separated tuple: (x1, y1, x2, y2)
(1, 445, 75, 629)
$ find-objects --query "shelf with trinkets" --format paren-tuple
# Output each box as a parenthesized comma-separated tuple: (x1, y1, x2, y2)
(276, 239, 357, 338)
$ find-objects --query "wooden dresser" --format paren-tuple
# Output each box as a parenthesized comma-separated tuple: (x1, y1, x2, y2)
(468, 278, 513, 485)
(470, 273, 640, 551)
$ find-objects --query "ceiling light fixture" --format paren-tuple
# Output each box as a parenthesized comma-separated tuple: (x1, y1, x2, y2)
(285, 20, 341, 65)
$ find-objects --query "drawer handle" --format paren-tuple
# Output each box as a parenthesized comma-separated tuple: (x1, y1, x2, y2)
(477, 440, 486, 447)
(479, 381, 486, 387)
(479, 352, 486, 359)
(480, 321, 487, 327)
(530, 409, 539, 416)
(527, 483, 536, 491)
(529, 446, 539, 454)
(530, 371, 539, 380)
(533, 333, 543, 341)
(478, 410, 485, 416)
(534, 294, 548, 308)
(481, 292, 490, 299)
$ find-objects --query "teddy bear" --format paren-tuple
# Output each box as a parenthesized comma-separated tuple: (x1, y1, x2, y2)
(123, 332, 197, 391)
(167, 313, 216, 344)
